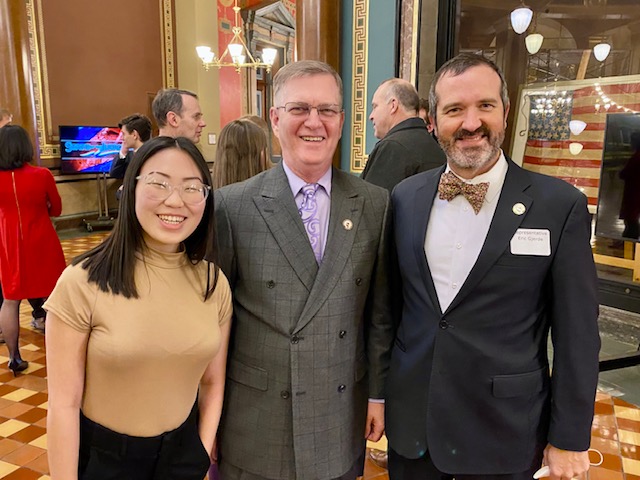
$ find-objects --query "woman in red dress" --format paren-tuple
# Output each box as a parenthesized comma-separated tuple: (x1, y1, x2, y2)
(0, 125, 66, 374)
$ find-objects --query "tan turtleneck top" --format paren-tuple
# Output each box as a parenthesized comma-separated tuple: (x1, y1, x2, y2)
(45, 247, 232, 437)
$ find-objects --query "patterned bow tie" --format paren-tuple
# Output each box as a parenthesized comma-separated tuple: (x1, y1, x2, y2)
(437, 171, 489, 214)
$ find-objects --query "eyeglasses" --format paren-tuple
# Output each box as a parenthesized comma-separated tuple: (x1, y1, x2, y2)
(276, 102, 343, 118)
(136, 173, 211, 206)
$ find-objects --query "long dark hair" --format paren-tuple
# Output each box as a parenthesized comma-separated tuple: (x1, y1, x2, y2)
(74, 136, 219, 300)
(0, 125, 34, 170)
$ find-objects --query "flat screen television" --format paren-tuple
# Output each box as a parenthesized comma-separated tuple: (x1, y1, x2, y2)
(59, 125, 122, 174)
(595, 113, 640, 242)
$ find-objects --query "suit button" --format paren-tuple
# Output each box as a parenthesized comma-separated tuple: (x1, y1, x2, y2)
(281, 390, 290, 399)
(266, 280, 275, 288)
(339, 330, 347, 338)
(291, 335, 299, 344)
(355, 278, 362, 286)
(337, 384, 346, 393)
(439, 320, 449, 329)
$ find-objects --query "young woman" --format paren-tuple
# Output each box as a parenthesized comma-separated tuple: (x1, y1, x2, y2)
(45, 136, 232, 480)
(212, 119, 269, 189)
(0, 125, 65, 374)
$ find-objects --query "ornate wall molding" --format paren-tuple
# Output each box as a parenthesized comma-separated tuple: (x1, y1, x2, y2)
(26, 0, 56, 158)
(350, 0, 369, 172)
(160, 0, 176, 88)
(399, 0, 420, 84)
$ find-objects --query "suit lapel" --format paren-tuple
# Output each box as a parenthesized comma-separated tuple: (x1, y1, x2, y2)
(253, 165, 318, 291)
(413, 168, 445, 316)
(294, 170, 363, 333)
(445, 160, 532, 314)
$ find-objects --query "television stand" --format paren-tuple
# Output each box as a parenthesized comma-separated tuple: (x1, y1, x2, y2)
(83, 172, 114, 232)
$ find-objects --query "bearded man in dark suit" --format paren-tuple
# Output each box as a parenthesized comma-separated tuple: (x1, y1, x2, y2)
(384, 53, 600, 480)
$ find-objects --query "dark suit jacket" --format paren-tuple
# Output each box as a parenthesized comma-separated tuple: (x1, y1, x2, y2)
(361, 117, 446, 192)
(215, 163, 394, 480)
(385, 158, 600, 475)
(109, 151, 133, 179)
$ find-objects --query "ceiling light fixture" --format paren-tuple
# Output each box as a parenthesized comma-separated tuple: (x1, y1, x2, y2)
(525, 33, 544, 54)
(196, 0, 277, 73)
(569, 120, 587, 136)
(593, 42, 611, 62)
(569, 143, 584, 155)
(510, 6, 533, 34)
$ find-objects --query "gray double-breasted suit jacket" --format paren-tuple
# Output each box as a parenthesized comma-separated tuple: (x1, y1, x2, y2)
(214, 163, 393, 480)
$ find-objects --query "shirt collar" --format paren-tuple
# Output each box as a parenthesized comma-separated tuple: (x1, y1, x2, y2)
(282, 160, 332, 197)
(444, 150, 507, 204)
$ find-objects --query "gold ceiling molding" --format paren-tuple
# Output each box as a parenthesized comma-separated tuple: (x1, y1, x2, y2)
(161, 0, 176, 88)
(26, 0, 56, 159)
(350, 0, 369, 173)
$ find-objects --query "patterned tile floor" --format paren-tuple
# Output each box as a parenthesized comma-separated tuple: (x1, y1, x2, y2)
(0, 232, 639, 479)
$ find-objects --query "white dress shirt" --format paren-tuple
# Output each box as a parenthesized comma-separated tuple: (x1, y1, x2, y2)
(425, 152, 508, 312)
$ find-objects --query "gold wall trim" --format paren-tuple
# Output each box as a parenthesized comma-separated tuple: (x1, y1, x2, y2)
(350, 0, 369, 172)
(410, 0, 419, 85)
(161, 0, 176, 88)
(26, 0, 57, 158)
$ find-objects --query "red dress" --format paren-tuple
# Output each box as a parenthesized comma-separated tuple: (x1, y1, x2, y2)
(0, 164, 66, 300)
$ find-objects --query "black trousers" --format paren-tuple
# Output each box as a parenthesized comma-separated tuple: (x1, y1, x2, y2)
(388, 446, 544, 480)
(79, 404, 210, 480)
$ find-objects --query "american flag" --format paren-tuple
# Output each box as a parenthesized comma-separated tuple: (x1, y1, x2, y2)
(522, 82, 640, 207)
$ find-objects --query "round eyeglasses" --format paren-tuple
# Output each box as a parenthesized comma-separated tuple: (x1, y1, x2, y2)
(136, 173, 211, 206)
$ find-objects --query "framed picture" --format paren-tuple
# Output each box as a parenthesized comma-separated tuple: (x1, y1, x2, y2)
(511, 74, 640, 214)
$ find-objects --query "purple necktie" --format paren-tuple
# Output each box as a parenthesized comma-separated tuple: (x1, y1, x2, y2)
(299, 183, 322, 263)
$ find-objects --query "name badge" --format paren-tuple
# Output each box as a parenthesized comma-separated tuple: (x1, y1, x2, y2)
(510, 229, 551, 256)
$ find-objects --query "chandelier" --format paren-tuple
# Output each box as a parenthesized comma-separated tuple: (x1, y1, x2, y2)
(196, 0, 277, 73)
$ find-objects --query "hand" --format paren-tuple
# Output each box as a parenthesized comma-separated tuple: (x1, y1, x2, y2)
(364, 401, 385, 442)
(542, 444, 589, 480)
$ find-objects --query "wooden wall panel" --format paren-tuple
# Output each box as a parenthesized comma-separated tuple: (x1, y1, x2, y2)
(40, 0, 164, 136)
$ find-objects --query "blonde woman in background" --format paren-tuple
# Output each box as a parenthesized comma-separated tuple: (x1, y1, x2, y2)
(212, 119, 269, 189)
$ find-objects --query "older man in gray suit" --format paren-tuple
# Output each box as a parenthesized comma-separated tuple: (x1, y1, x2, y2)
(215, 60, 393, 480)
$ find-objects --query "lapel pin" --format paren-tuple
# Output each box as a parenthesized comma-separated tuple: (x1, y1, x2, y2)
(512, 203, 526, 215)
(342, 219, 353, 230)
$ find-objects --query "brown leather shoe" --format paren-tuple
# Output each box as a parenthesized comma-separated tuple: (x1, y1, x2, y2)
(368, 448, 388, 470)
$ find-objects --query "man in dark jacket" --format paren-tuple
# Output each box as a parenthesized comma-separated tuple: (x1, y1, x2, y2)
(362, 79, 445, 192)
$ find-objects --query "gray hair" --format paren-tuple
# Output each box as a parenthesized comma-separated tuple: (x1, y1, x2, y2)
(273, 60, 343, 106)
(152, 89, 198, 127)
(379, 78, 419, 113)
(428, 53, 509, 122)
